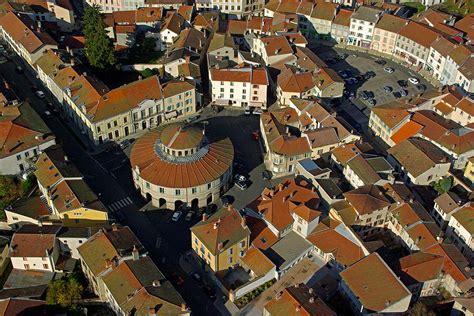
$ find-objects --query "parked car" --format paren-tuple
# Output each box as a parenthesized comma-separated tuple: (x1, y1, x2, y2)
(408, 77, 420, 84)
(251, 131, 259, 140)
(365, 71, 376, 78)
(400, 89, 408, 97)
(172, 211, 182, 222)
(397, 80, 408, 87)
(383, 85, 393, 93)
(15, 66, 23, 73)
(262, 170, 272, 180)
(234, 174, 246, 182)
(119, 139, 131, 149)
(360, 91, 369, 100)
(43, 111, 52, 117)
(383, 67, 395, 73)
(185, 211, 195, 222)
(416, 84, 426, 91)
(368, 99, 376, 106)
(235, 180, 247, 190)
(252, 109, 263, 115)
(244, 109, 251, 115)
(35, 90, 45, 98)
(375, 59, 387, 65)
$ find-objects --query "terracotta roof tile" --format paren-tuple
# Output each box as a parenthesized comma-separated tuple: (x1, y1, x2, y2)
(398, 21, 441, 48)
(241, 247, 275, 276)
(333, 8, 353, 27)
(10, 225, 61, 258)
(390, 120, 423, 144)
(343, 185, 391, 215)
(340, 253, 411, 312)
(210, 67, 268, 85)
(191, 206, 250, 255)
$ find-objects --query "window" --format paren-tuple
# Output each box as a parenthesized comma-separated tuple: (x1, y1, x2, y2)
(207, 183, 212, 189)
(192, 187, 197, 194)
(159, 187, 164, 193)
(23, 257, 27, 261)
(25, 151, 29, 158)
(24, 264, 30, 269)
(145, 182, 150, 189)
(16, 154, 21, 161)
(240, 240, 245, 247)
(43, 264, 49, 269)
(228, 248, 233, 255)
(175, 189, 181, 195)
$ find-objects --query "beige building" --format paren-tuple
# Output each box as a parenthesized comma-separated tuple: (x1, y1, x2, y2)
(260, 108, 312, 176)
(130, 122, 234, 209)
(371, 14, 406, 55)
(35, 50, 198, 146)
(191, 206, 250, 272)
(387, 137, 451, 186)
(0, 12, 58, 65)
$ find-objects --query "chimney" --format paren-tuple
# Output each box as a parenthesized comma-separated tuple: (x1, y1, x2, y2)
(132, 245, 139, 261)
(112, 223, 118, 231)
(309, 297, 315, 303)
(152, 280, 161, 287)
(70, 59, 75, 66)
(138, 75, 143, 80)
(308, 288, 314, 294)
(148, 307, 156, 316)
(64, 155, 69, 162)
(217, 242, 224, 251)
(185, 55, 190, 63)
(66, 46, 70, 53)
(202, 213, 208, 221)
(227, 204, 233, 212)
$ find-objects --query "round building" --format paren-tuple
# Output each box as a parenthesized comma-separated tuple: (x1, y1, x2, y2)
(130, 122, 234, 210)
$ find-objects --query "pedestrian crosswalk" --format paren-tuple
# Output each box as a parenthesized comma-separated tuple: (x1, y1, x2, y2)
(107, 197, 133, 212)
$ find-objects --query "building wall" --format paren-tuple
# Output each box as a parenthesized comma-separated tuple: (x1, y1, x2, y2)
(371, 28, 398, 55)
(60, 207, 109, 227)
(331, 24, 349, 43)
(446, 216, 473, 263)
(135, 166, 232, 209)
(464, 159, 474, 183)
(58, 237, 88, 259)
(0, 138, 56, 175)
(5, 210, 41, 229)
(348, 18, 376, 48)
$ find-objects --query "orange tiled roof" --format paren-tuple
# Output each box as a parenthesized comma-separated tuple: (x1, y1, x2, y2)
(343, 185, 391, 215)
(390, 120, 423, 144)
(191, 206, 250, 255)
(210, 67, 268, 85)
(307, 220, 365, 267)
(398, 21, 441, 48)
(394, 252, 444, 285)
(130, 124, 234, 188)
(254, 178, 320, 232)
(333, 8, 353, 27)
(455, 13, 474, 40)
(340, 253, 411, 312)
(0, 121, 54, 159)
(278, 68, 314, 93)
(246, 216, 278, 251)
(425, 243, 469, 283)
(0, 12, 57, 53)
(261, 36, 293, 57)
(241, 247, 275, 276)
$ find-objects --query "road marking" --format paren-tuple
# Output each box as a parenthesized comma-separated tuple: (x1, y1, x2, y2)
(107, 197, 133, 212)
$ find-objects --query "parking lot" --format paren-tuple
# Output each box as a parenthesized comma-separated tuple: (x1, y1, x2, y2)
(317, 47, 433, 110)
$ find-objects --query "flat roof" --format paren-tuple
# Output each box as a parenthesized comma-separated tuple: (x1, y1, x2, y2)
(265, 231, 312, 270)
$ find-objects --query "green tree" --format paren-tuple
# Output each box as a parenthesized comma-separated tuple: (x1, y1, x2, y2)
(83, 5, 116, 69)
(433, 176, 453, 194)
(46, 274, 83, 307)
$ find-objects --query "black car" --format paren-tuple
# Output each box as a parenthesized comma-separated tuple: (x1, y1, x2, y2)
(393, 91, 402, 99)
(366, 91, 375, 99)
(416, 84, 426, 91)
(368, 99, 376, 106)
(262, 170, 272, 180)
(397, 80, 408, 87)
(365, 71, 375, 79)
(359, 91, 369, 100)
(375, 59, 387, 65)
(383, 85, 393, 93)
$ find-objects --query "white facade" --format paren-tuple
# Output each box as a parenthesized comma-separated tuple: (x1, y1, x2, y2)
(348, 17, 377, 48)
(10, 241, 59, 272)
(0, 139, 56, 175)
(446, 208, 474, 264)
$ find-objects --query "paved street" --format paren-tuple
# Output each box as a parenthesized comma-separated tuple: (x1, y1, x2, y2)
(0, 58, 218, 316)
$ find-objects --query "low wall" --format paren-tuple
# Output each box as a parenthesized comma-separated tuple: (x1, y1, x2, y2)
(121, 64, 162, 71)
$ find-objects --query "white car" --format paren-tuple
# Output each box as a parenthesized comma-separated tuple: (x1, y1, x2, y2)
(252, 109, 263, 115)
(244, 109, 251, 115)
(408, 77, 419, 84)
(235, 180, 247, 190)
(234, 174, 246, 182)
(383, 67, 395, 73)
(172, 211, 182, 222)
(35, 90, 45, 98)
